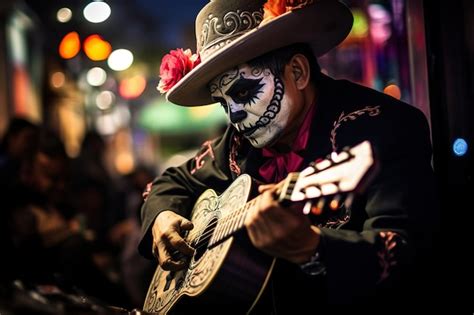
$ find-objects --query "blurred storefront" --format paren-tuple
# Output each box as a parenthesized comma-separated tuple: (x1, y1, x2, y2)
(0, 1, 43, 136)
(322, 0, 430, 122)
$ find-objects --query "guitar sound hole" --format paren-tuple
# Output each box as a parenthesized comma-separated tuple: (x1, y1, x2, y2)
(192, 217, 218, 261)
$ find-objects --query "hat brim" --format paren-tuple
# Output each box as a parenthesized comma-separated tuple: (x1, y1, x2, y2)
(167, 0, 353, 106)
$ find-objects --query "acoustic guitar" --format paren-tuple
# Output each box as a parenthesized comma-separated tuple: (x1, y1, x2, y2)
(143, 141, 377, 314)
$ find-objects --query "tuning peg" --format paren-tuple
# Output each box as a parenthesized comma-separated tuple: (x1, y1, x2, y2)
(331, 151, 350, 163)
(303, 201, 312, 215)
(344, 193, 354, 208)
(311, 198, 325, 215)
(329, 195, 341, 211)
(311, 158, 332, 172)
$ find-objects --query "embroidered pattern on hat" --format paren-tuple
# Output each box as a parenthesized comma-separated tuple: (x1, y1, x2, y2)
(330, 105, 381, 152)
(199, 10, 263, 59)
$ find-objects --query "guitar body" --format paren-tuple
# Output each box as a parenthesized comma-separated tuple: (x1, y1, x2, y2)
(143, 175, 275, 314)
(143, 141, 376, 314)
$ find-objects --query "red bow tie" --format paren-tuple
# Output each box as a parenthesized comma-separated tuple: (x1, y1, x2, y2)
(258, 102, 316, 183)
(259, 149, 304, 183)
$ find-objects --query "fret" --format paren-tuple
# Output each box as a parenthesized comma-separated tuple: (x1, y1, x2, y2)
(237, 200, 249, 230)
(210, 198, 252, 246)
(223, 214, 233, 239)
(215, 216, 226, 243)
(229, 209, 240, 235)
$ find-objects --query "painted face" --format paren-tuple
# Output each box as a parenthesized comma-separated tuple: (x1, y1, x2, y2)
(209, 64, 291, 148)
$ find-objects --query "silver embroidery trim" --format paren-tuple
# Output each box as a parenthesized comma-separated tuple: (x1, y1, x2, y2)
(199, 10, 263, 60)
(330, 106, 381, 152)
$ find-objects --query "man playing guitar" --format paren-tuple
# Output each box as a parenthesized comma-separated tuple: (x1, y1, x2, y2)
(139, 0, 438, 312)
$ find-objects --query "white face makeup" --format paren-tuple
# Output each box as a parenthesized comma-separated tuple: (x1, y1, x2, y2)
(209, 64, 292, 148)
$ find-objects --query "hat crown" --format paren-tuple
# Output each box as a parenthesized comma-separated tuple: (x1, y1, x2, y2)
(167, 0, 353, 106)
(196, 0, 266, 60)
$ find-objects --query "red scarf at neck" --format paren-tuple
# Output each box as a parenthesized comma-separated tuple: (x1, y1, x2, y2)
(259, 102, 316, 183)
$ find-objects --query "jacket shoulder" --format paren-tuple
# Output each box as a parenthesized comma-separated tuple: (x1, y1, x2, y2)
(329, 80, 431, 160)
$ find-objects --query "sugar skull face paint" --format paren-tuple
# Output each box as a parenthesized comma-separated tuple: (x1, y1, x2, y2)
(209, 64, 291, 148)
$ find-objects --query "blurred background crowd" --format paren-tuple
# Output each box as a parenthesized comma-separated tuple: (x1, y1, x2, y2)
(0, 117, 157, 310)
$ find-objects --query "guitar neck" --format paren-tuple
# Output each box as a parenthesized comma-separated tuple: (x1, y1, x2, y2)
(207, 141, 376, 248)
(208, 194, 263, 247)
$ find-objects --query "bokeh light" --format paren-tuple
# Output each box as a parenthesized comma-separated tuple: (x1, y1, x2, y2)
(59, 31, 80, 59)
(83, 1, 111, 23)
(119, 74, 147, 99)
(383, 84, 401, 100)
(86, 67, 107, 86)
(351, 9, 369, 38)
(83, 34, 112, 61)
(453, 138, 468, 157)
(57, 8, 72, 23)
(51, 71, 66, 88)
(96, 90, 115, 110)
(107, 49, 134, 71)
(368, 4, 392, 45)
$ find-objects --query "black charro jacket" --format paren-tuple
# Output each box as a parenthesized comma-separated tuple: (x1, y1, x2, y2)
(139, 75, 438, 310)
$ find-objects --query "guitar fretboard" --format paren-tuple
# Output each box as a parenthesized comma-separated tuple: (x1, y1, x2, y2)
(208, 194, 263, 247)
(206, 141, 374, 248)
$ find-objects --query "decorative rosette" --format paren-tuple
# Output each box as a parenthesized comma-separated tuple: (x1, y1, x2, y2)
(263, 0, 314, 23)
(157, 48, 200, 94)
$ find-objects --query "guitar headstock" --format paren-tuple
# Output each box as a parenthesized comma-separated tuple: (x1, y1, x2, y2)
(277, 141, 377, 213)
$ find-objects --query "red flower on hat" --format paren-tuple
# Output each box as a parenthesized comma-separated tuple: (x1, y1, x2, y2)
(263, 0, 314, 22)
(157, 48, 200, 94)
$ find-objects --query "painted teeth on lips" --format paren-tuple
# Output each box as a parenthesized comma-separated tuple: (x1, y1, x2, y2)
(241, 125, 258, 137)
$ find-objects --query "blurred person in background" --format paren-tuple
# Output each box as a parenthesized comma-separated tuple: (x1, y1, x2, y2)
(2, 128, 131, 308)
(0, 117, 41, 287)
(110, 165, 157, 307)
(70, 130, 125, 243)
(0, 117, 40, 185)
(69, 130, 129, 294)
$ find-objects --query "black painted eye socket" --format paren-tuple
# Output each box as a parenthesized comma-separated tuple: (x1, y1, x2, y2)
(226, 78, 264, 106)
(212, 96, 228, 113)
(237, 90, 249, 99)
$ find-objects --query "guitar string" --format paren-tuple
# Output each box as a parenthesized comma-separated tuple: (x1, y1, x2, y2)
(191, 194, 344, 252)
(176, 152, 358, 255)
(188, 195, 263, 251)
(187, 202, 249, 248)
(189, 161, 344, 251)
(186, 207, 236, 241)
(186, 193, 260, 240)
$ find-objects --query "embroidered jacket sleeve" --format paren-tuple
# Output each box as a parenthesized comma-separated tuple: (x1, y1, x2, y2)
(317, 101, 437, 303)
(138, 127, 234, 258)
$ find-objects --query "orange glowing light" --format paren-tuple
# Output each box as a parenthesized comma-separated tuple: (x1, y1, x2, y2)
(13, 66, 29, 115)
(311, 205, 323, 216)
(384, 84, 401, 100)
(59, 32, 80, 59)
(311, 199, 325, 215)
(51, 71, 66, 88)
(119, 75, 147, 99)
(83, 34, 112, 61)
(115, 152, 134, 174)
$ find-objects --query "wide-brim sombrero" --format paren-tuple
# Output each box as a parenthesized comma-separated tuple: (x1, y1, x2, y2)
(166, 0, 353, 106)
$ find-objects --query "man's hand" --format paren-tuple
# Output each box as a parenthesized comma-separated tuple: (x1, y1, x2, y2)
(244, 184, 321, 264)
(151, 210, 195, 271)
